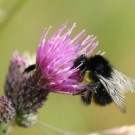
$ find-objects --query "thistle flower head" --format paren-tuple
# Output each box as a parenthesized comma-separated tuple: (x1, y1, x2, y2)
(0, 96, 15, 123)
(4, 52, 47, 127)
(36, 23, 98, 94)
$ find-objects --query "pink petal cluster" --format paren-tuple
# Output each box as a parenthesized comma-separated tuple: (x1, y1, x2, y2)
(36, 23, 98, 94)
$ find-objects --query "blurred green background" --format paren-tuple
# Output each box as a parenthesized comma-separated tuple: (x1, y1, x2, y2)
(0, 0, 135, 134)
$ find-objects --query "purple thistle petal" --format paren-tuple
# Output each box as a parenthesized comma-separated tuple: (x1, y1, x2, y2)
(36, 23, 98, 94)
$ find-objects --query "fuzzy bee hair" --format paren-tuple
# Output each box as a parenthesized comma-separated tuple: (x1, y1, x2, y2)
(74, 54, 135, 113)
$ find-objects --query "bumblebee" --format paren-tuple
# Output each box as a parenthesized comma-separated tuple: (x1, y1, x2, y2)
(74, 54, 135, 113)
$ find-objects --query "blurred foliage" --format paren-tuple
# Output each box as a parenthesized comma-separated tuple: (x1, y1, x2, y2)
(0, 0, 135, 135)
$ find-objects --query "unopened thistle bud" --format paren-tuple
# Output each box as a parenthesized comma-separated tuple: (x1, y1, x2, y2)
(4, 53, 40, 127)
(4, 52, 49, 127)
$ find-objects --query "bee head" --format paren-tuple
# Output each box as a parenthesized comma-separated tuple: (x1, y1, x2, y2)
(74, 54, 89, 70)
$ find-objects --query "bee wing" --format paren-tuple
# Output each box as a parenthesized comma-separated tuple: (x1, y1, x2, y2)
(97, 68, 135, 113)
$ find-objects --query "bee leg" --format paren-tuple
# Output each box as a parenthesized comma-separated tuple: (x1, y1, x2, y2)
(73, 82, 99, 95)
(81, 90, 95, 105)
(73, 88, 88, 95)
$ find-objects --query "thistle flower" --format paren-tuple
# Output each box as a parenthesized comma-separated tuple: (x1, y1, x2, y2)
(36, 23, 98, 94)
